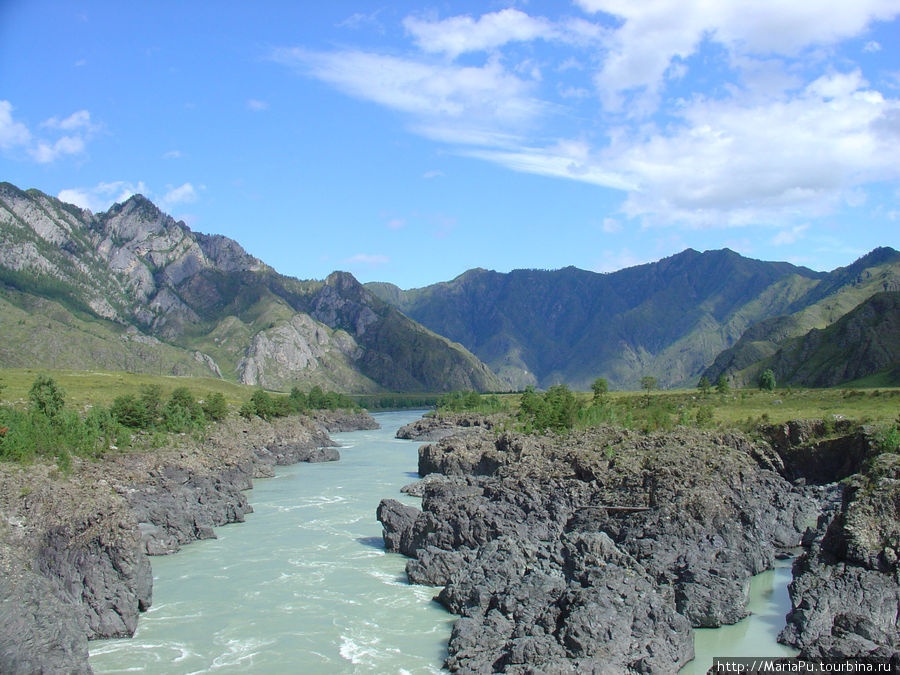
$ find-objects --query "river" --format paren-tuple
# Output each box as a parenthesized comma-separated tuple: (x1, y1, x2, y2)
(89, 410, 798, 673)
(89, 410, 453, 674)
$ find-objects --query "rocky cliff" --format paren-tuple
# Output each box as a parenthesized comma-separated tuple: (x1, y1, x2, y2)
(378, 422, 824, 672)
(0, 182, 503, 393)
(0, 410, 376, 673)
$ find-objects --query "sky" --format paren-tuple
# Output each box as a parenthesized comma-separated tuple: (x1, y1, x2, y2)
(1, 1, 899, 289)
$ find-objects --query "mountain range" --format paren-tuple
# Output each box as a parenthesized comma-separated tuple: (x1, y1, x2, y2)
(367, 247, 900, 390)
(0, 182, 500, 393)
(1, 181, 897, 392)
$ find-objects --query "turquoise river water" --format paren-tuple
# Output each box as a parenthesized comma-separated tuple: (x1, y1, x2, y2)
(89, 410, 798, 673)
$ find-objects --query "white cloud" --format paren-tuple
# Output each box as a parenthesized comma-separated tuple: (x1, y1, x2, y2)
(422, 170, 444, 179)
(30, 135, 86, 163)
(162, 182, 197, 206)
(771, 224, 810, 245)
(0, 101, 31, 149)
(275, 3, 900, 235)
(1, 102, 98, 163)
(864, 40, 882, 52)
(576, 0, 900, 110)
(247, 99, 269, 111)
(403, 8, 556, 57)
(609, 71, 900, 227)
(41, 110, 94, 131)
(463, 69, 900, 228)
(386, 218, 406, 230)
(162, 149, 182, 159)
(345, 253, 390, 266)
(272, 48, 544, 144)
(58, 181, 148, 212)
(601, 218, 622, 233)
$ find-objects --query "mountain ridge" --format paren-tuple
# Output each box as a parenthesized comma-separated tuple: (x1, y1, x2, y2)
(367, 247, 897, 390)
(0, 182, 503, 393)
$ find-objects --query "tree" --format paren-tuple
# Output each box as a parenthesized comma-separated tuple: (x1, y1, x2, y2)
(591, 378, 609, 404)
(29, 375, 65, 418)
(640, 376, 657, 405)
(715, 375, 729, 395)
(249, 389, 275, 420)
(202, 392, 228, 421)
(697, 376, 711, 397)
(758, 369, 776, 391)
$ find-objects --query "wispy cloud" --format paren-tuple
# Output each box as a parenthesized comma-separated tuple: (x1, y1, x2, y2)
(247, 99, 269, 111)
(344, 253, 390, 266)
(162, 182, 198, 206)
(0, 101, 32, 149)
(58, 181, 148, 212)
(273, 3, 900, 236)
(0, 101, 100, 164)
(403, 9, 556, 58)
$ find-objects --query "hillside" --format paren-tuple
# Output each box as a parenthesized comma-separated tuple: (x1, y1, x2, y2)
(703, 248, 900, 386)
(742, 291, 900, 388)
(368, 249, 831, 390)
(0, 182, 502, 393)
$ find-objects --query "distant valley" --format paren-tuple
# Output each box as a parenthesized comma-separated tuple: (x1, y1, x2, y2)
(1, 181, 897, 392)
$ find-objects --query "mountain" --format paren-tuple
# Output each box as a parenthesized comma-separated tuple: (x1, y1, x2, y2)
(369, 248, 899, 390)
(702, 248, 900, 386)
(754, 291, 900, 387)
(0, 182, 502, 393)
(367, 249, 827, 390)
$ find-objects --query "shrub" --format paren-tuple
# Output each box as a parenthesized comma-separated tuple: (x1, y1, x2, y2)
(695, 405, 714, 427)
(517, 384, 581, 433)
(249, 389, 275, 420)
(162, 387, 204, 432)
(715, 375, 730, 396)
(697, 376, 711, 397)
(289, 387, 308, 412)
(758, 369, 776, 391)
(202, 392, 228, 421)
(29, 375, 65, 418)
(111, 394, 147, 428)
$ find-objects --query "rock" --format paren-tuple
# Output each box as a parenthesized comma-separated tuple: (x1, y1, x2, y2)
(379, 425, 822, 672)
(396, 413, 495, 441)
(781, 451, 900, 661)
(0, 411, 346, 673)
(0, 544, 91, 675)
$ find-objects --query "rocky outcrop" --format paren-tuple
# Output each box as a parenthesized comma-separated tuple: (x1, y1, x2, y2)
(0, 410, 376, 673)
(780, 449, 900, 661)
(311, 409, 381, 433)
(396, 413, 496, 441)
(380, 426, 821, 672)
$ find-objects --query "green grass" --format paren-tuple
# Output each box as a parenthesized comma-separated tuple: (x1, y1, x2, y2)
(0, 368, 254, 409)
(586, 387, 900, 428)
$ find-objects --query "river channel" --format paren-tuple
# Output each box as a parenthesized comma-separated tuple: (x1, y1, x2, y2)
(90, 410, 798, 673)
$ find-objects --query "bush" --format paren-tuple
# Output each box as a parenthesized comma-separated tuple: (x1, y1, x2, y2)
(162, 387, 204, 432)
(758, 369, 776, 391)
(517, 384, 581, 433)
(202, 392, 228, 421)
(29, 375, 65, 418)
(695, 405, 714, 427)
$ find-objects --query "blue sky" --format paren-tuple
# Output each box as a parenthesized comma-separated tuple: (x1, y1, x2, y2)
(1, 1, 899, 288)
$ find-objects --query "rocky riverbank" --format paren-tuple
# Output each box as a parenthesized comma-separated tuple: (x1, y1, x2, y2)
(778, 431, 900, 664)
(379, 421, 827, 673)
(0, 409, 377, 674)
